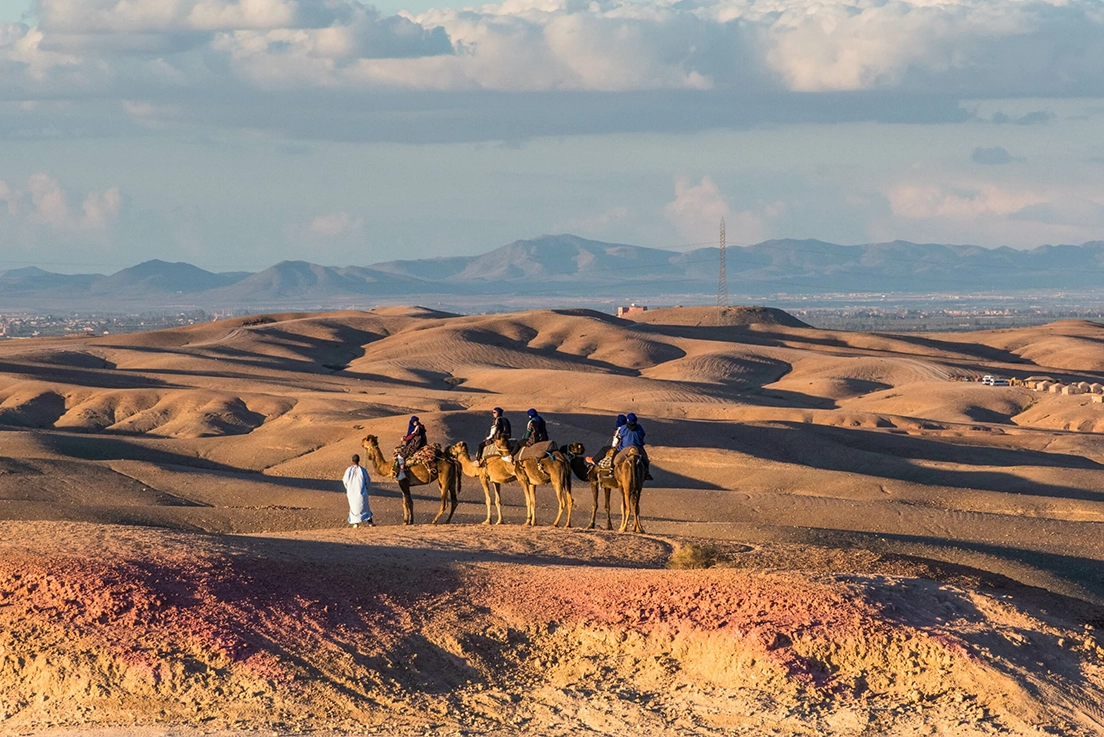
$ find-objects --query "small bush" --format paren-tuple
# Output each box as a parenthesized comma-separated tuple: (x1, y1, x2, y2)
(667, 542, 723, 570)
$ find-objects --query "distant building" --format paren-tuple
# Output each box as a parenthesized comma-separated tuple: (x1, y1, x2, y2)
(616, 304, 648, 317)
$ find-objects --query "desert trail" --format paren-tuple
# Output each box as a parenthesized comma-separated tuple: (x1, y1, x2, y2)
(3, 305, 1104, 735)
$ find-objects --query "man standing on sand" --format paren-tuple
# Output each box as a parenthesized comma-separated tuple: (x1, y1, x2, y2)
(344, 454, 374, 528)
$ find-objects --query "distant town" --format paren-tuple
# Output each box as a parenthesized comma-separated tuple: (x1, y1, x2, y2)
(0, 310, 240, 339)
(3, 304, 1104, 339)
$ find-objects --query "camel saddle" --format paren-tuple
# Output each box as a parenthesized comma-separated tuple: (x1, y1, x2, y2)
(407, 444, 442, 474)
(613, 446, 642, 465)
(481, 443, 504, 461)
(517, 440, 557, 462)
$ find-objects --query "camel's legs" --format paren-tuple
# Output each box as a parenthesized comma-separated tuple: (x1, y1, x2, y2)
(588, 479, 599, 529)
(618, 484, 630, 533)
(400, 483, 414, 525)
(605, 486, 614, 531)
(552, 483, 565, 527)
(446, 475, 458, 523)
(525, 480, 537, 526)
(492, 482, 503, 525)
(431, 474, 454, 525)
(480, 476, 494, 525)
(562, 481, 573, 528)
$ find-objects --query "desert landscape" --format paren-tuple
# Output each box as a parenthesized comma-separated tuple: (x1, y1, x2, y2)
(4, 304, 1104, 735)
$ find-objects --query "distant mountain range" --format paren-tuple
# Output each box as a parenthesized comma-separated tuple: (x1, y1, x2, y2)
(5, 235, 1104, 311)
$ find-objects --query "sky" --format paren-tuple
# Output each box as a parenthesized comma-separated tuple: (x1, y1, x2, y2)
(1, 0, 1103, 273)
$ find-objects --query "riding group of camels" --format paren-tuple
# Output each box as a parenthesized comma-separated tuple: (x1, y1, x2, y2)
(359, 433, 647, 533)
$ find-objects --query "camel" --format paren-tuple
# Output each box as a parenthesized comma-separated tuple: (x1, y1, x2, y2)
(446, 441, 519, 525)
(567, 444, 621, 531)
(571, 444, 648, 533)
(360, 435, 461, 525)
(614, 446, 646, 533)
(493, 436, 574, 527)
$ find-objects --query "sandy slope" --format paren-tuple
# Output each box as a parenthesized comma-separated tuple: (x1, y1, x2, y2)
(3, 306, 1104, 734)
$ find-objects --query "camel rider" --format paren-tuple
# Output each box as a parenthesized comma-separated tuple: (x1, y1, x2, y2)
(523, 408, 548, 447)
(394, 415, 427, 480)
(610, 414, 627, 448)
(477, 407, 512, 463)
(593, 414, 627, 469)
(617, 412, 653, 480)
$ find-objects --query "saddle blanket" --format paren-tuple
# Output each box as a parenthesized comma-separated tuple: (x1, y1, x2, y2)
(614, 446, 643, 465)
(481, 443, 505, 460)
(518, 440, 557, 462)
(400, 444, 440, 467)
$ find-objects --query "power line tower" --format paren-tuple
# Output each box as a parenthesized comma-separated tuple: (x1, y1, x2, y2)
(717, 217, 728, 307)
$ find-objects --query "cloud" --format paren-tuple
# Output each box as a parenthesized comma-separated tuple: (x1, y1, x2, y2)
(665, 176, 730, 240)
(991, 110, 1055, 125)
(0, 173, 122, 230)
(888, 182, 1041, 220)
(663, 176, 788, 244)
(1011, 199, 1104, 227)
(971, 146, 1016, 165)
(0, 0, 1097, 144)
(306, 211, 363, 237)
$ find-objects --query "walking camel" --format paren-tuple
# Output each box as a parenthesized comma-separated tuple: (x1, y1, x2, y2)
(570, 445, 646, 533)
(493, 437, 575, 527)
(614, 446, 647, 533)
(360, 435, 461, 525)
(446, 441, 517, 525)
(567, 444, 618, 531)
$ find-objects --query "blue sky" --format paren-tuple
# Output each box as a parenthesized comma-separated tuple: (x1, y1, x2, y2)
(1, 0, 1103, 273)
(0, 1, 27, 21)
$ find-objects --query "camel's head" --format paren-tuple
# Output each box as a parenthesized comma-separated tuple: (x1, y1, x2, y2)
(446, 441, 467, 458)
(492, 436, 511, 451)
(566, 442, 585, 456)
(362, 435, 378, 449)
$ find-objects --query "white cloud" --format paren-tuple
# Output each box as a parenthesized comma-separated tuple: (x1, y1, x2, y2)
(888, 182, 1041, 220)
(1, 0, 1100, 104)
(0, 173, 122, 230)
(82, 187, 123, 229)
(665, 175, 730, 242)
(307, 211, 363, 237)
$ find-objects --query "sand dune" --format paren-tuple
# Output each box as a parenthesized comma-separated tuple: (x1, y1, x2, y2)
(3, 306, 1104, 734)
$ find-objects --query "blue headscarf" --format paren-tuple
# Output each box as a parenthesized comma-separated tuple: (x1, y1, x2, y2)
(407, 415, 420, 435)
(626, 412, 637, 424)
(616, 414, 627, 427)
(527, 408, 538, 418)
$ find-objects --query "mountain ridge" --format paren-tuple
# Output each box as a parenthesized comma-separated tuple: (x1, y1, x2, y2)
(4, 235, 1104, 309)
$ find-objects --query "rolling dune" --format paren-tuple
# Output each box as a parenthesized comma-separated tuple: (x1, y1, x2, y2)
(3, 306, 1104, 734)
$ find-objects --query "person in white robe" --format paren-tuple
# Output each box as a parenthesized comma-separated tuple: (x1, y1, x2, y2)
(343, 454, 374, 527)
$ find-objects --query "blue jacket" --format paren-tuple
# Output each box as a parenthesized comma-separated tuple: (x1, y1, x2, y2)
(618, 422, 646, 450)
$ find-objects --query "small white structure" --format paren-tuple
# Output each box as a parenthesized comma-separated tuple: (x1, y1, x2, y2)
(1036, 381, 1053, 392)
(1050, 383, 1065, 394)
(1062, 384, 1085, 395)
(1093, 394, 1104, 404)
(1091, 383, 1104, 394)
